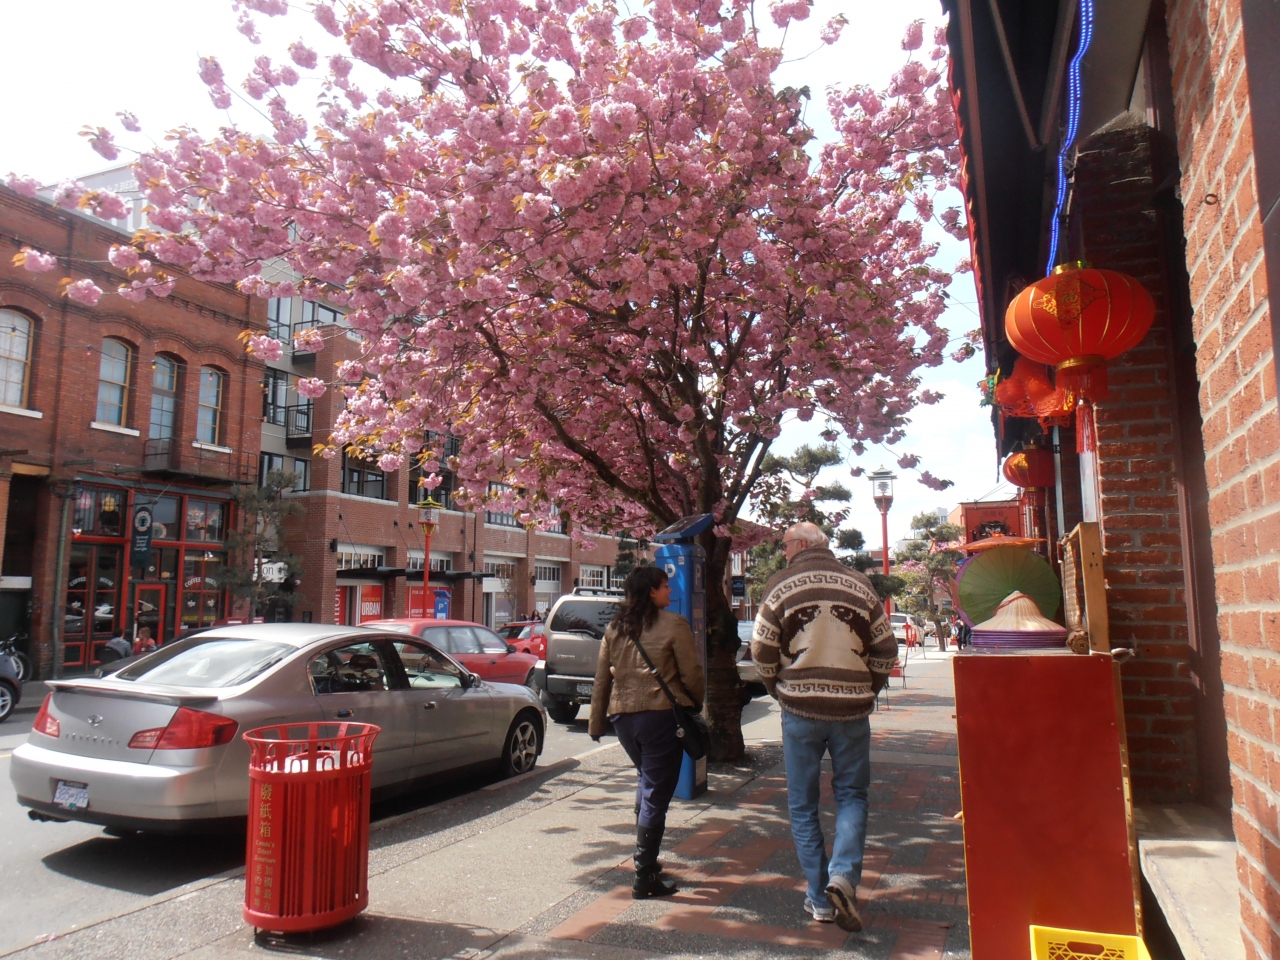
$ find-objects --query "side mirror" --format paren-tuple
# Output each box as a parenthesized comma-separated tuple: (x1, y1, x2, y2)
(506, 643, 516, 654)
(464, 671, 482, 689)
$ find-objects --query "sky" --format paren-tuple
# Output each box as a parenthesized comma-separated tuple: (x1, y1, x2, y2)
(0, 0, 1008, 545)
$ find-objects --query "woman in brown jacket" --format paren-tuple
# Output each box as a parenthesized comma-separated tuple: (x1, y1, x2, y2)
(589, 565, 705, 899)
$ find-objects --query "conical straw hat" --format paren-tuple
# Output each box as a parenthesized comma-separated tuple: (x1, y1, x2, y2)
(972, 591, 1064, 632)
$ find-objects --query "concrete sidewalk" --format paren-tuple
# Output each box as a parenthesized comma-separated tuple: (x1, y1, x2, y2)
(13, 653, 967, 960)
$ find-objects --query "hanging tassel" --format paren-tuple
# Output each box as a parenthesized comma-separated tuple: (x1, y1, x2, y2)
(1056, 355, 1109, 404)
(1076, 399, 1098, 454)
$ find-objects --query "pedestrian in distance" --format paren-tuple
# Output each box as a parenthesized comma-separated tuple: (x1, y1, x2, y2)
(131, 626, 156, 657)
(752, 522, 897, 932)
(102, 628, 131, 662)
(589, 565, 705, 899)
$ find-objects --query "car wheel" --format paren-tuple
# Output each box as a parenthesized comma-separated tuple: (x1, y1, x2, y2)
(0, 682, 14, 723)
(547, 699, 580, 724)
(501, 713, 541, 777)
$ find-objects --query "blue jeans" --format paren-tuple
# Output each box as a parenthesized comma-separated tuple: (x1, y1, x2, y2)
(781, 711, 871, 908)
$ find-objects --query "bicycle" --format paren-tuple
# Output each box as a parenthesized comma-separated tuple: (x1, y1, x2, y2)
(0, 633, 32, 683)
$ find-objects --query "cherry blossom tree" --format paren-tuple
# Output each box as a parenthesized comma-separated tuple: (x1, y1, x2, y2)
(15, 0, 965, 758)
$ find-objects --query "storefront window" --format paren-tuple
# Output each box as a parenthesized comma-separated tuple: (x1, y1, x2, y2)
(73, 486, 125, 537)
(185, 499, 226, 542)
(149, 496, 180, 541)
(181, 552, 225, 629)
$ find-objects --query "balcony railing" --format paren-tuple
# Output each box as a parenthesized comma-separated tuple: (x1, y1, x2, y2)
(284, 403, 313, 450)
(142, 437, 249, 482)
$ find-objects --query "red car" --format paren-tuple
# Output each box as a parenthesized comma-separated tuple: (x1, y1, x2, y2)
(499, 620, 547, 659)
(364, 619, 539, 686)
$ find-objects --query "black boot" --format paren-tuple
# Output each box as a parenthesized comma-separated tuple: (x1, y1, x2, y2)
(634, 803, 663, 873)
(633, 824, 677, 899)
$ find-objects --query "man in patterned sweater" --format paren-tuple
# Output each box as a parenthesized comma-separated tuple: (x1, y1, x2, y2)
(752, 522, 897, 932)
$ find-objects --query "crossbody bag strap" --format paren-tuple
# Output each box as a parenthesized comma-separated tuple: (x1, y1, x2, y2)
(625, 631, 682, 709)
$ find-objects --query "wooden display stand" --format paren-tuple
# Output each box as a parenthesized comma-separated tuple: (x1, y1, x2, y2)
(954, 523, 1141, 958)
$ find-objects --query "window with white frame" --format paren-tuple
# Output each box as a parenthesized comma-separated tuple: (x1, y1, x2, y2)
(484, 560, 516, 579)
(0, 310, 32, 408)
(336, 543, 385, 570)
(407, 551, 453, 572)
(579, 565, 608, 589)
(534, 564, 562, 584)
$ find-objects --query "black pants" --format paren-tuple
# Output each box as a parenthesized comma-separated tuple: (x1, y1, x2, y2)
(611, 709, 684, 829)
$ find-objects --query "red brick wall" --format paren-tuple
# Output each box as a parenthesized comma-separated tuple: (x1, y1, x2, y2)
(0, 185, 265, 672)
(1074, 123, 1200, 801)
(1167, 0, 1280, 954)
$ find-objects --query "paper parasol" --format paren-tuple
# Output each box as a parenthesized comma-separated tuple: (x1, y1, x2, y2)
(957, 546, 1061, 625)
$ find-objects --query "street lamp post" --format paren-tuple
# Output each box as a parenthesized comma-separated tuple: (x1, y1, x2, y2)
(869, 467, 896, 615)
(417, 493, 441, 618)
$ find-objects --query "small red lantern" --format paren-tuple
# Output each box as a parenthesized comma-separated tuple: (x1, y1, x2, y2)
(1005, 262, 1156, 451)
(1003, 447, 1056, 508)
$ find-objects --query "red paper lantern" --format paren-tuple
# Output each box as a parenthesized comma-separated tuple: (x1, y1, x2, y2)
(1003, 448, 1056, 508)
(1005, 262, 1156, 451)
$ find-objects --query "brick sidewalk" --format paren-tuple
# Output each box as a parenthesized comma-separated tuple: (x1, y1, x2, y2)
(536, 655, 968, 960)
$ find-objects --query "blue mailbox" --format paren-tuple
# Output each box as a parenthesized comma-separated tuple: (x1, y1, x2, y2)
(653, 513, 713, 800)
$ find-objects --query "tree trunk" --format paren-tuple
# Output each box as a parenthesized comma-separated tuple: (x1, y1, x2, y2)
(702, 533, 745, 761)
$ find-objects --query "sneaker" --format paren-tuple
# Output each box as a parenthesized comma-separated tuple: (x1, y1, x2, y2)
(804, 898, 836, 923)
(823, 875, 863, 932)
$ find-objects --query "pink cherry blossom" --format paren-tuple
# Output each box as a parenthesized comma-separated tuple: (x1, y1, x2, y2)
(288, 41, 318, 69)
(296, 377, 327, 399)
(293, 327, 324, 353)
(5, 174, 40, 197)
(247, 335, 284, 361)
(124, 0, 964, 757)
(897, 454, 920, 470)
(81, 126, 119, 161)
(14, 247, 57, 273)
(902, 20, 925, 51)
(117, 111, 141, 132)
(65, 279, 103, 306)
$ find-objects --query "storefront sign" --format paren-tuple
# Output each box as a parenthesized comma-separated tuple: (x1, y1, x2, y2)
(358, 584, 383, 623)
(731, 576, 746, 597)
(334, 587, 348, 625)
(131, 505, 153, 566)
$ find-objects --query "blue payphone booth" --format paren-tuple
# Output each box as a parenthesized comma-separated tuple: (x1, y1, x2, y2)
(653, 513, 713, 800)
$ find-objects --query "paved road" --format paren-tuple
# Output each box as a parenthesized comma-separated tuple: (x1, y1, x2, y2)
(0, 697, 623, 957)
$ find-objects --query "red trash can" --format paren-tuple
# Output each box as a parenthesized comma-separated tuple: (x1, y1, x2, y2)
(242, 721, 380, 933)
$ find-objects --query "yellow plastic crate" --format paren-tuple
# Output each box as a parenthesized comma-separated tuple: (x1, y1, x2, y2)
(1030, 925, 1152, 960)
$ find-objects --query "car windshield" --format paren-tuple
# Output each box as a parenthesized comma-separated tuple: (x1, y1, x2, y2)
(891, 614, 908, 624)
(548, 600, 619, 640)
(117, 638, 294, 688)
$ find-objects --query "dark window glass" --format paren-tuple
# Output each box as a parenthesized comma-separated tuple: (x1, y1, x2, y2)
(267, 297, 292, 340)
(548, 600, 620, 641)
(121, 638, 292, 687)
(309, 641, 390, 694)
(476, 629, 508, 654)
(149, 496, 180, 540)
(263, 368, 289, 426)
(149, 355, 181, 440)
(342, 451, 385, 499)
(419, 626, 450, 650)
(447, 627, 483, 655)
(391, 640, 464, 690)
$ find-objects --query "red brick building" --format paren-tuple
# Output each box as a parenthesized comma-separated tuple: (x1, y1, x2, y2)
(946, 0, 1280, 953)
(0, 184, 264, 674)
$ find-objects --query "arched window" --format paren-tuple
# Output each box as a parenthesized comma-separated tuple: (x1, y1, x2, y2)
(197, 367, 224, 444)
(149, 355, 183, 440)
(0, 309, 32, 408)
(96, 338, 131, 425)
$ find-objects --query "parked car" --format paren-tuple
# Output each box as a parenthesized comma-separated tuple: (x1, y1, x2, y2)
(0, 645, 22, 722)
(499, 620, 547, 659)
(10, 623, 545, 832)
(890, 612, 910, 643)
(736, 619, 766, 699)
(363, 619, 539, 687)
(542, 589, 623, 723)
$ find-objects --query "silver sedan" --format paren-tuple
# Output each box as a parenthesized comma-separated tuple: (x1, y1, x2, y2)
(10, 624, 546, 832)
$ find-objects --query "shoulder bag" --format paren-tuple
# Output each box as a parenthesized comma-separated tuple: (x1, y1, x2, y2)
(625, 631, 712, 761)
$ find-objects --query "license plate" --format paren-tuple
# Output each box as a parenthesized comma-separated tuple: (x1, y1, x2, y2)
(575, 682, 593, 697)
(54, 780, 89, 811)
